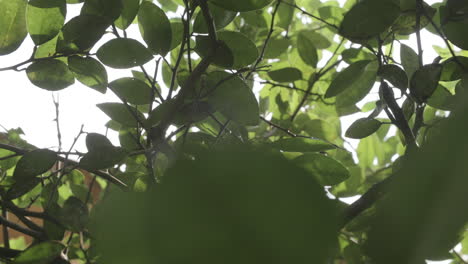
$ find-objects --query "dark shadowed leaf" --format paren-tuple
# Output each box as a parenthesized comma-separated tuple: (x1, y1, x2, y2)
(345, 118, 382, 139)
(109, 77, 153, 105)
(85, 133, 113, 151)
(13, 149, 57, 180)
(193, 3, 237, 33)
(195, 31, 258, 69)
(442, 18, 468, 50)
(378, 64, 408, 91)
(409, 64, 442, 103)
(97, 102, 146, 127)
(97, 38, 153, 69)
(56, 14, 109, 54)
(13, 241, 64, 264)
(26, 59, 75, 90)
(26, 0, 66, 45)
(6, 177, 41, 200)
(440, 56, 468, 81)
(270, 137, 337, 152)
(209, 0, 273, 11)
(325, 60, 373, 98)
(298, 30, 331, 49)
(115, 0, 139, 29)
(427, 84, 455, 111)
(170, 21, 183, 50)
(206, 71, 259, 125)
(81, 0, 122, 21)
(267, 67, 302, 83)
(297, 32, 318, 67)
(0, 0, 28, 55)
(68, 55, 108, 93)
(138, 1, 172, 55)
(60, 196, 88, 231)
(339, 0, 399, 41)
(294, 153, 350, 186)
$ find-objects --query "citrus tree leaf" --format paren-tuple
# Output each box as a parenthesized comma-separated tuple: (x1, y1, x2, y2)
(85, 133, 113, 151)
(427, 84, 455, 111)
(293, 153, 350, 186)
(81, 0, 122, 21)
(195, 31, 258, 69)
(298, 30, 331, 49)
(109, 77, 153, 105)
(442, 17, 468, 50)
(138, 1, 172, 55)
(26, 0, 66, 45)
(267, 67, 302, 83)
(97, 38, 153, 69)
(208, 0, 273, 12)
(193, 3, 237, 33)
(56, 14, 109, 54)
(409, 64, 442, 103)
(115, 0, 139, 30)
(270, 137, 337, 152)
(169, 21, 183, 51)
(26, 59, 75, 91)
(97, 102, 146, 128)
(79, 145, 127, 171)
(325, 60, 373, 98)
(378, 64, 408, 91)
(345, 118, 382, 139)
(68, 55, 108, 93)
(339, 0, 400, 42)
(297, 31, 318, 67)
(6, 177, 41, 200)
(13, 241, 64, 264)
(264, 38, 290, 59)
(206, 71, 259, 125)
(12, 149, 57, 180)
(400, 43, 419, 80)
(0, 0, 28, 55)
(60, 196, 88, 232)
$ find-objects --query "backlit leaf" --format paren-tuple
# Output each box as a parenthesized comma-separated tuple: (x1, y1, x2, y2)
(345, 118, 382, 139)
(13, 241, 64, 264)
(26, 59, 75, 91)
(109, 77, 153, 105)
(26, 0, 66, 45)
(294, 153, 350, 186)
(409, 64, 442, 103)
(0, 0, 28, 55)
(68, 55, 108, 93)
(97, 102, 146, 128)
(138, 1, 172, 55)
(97, 38, 153, 69)
(267, 67, 302, 83)
(208, 0, 273, 12)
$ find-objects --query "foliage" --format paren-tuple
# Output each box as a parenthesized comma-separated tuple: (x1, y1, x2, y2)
(0, 0, 468, 263)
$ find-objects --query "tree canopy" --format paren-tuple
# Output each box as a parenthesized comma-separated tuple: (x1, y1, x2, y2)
(1, 0, 468, 263)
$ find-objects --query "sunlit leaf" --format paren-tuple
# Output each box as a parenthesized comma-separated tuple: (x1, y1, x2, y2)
(26, 0, 66, 45)
(13, 241, 64, 264)
(26, 59, 75, 90)
(0, 0, 28, 55)
(68, 55, 108, 93)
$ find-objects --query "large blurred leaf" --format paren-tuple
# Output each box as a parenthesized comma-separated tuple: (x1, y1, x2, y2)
(68, 55, 108, 93)
(339, 0, 399, 42)
(138, 1, 172, 55)
(409, 64, 442, 103)
(93, 145, 338, 264)
(206, 71, 259, 125)
(208, 0, 273, 12)
(195, 31, 258, 69)
(13, 241, 64, 264)
(26, 59, 75, 91)
(56, 14, 109, 54)
(293, 153, 350, 186)
(0, 0, 28, 55)
(270, 137, 337, 152)
(97, 38, 153, 69)
(26, 0, 66, 45)
(109, 77, 153, 105)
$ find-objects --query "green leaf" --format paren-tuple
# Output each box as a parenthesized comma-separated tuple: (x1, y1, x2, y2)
(169, 21, 183, 50)
(270, 137, 337, 152)
(13, 241, 64, 264)
(195, 31, 258, 69)
(138, 1, 172, 55)
(345, 118, 382, 139)
(294, 153, 350, 186)
(109, 77, 153, 105)
(339, 0, 400, 42)
(26, 59, 75, 91)
(378, 64, 408, 91)
(33, 35, 58, 58)
(391, 3, 436, 35)
(342, 48, 375, 64)
(193, 3, 237, 33)
(442, 18, 468, 50)
(6, 177, 41, 200)
(297, 30, 331, 50)
(68, 55, 108, 93)
(56, 14, 109, 54)
(206, 71, 259, 125)
(13, 149, 57, 180)
(440, 56, 468, 81)
(409, 64, 442, 103)
(276, 0, 295, 30)
(60, 196, 88, 231)
(80, 145, 127, 171)
(400, 43, 419, 80)
(26, 0, 66, 45)
(0, 0, 28, 55)
(115, 0, 139, 30)
(81, 0, 122, 21)
(325, 60, 373, 98)
(97, 102, 146, 127)
(264, 38, 290, 59)
(267, 67, 302, 83)
(208, 0, 273, 12)
(297, 31, 318, 67)
(97, 38, 153, 69)
(427, 84, 455, 111)
(85, 133, 113, 151)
